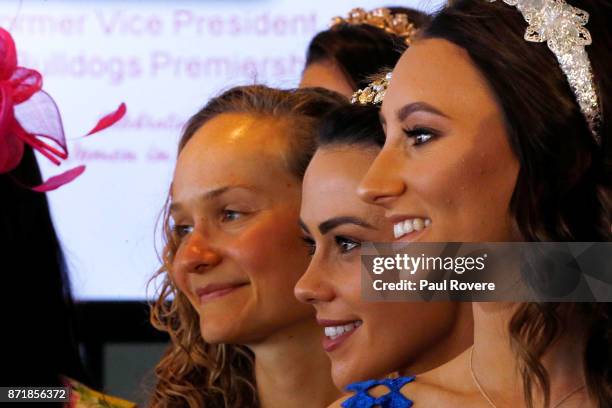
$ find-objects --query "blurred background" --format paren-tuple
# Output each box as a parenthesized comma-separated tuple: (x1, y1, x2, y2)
(1, 0, 444, 404)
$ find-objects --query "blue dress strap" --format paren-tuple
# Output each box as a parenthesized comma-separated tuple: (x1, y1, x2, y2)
(341, 376, 415, 408)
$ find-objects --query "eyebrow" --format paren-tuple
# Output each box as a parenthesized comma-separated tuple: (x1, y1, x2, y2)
(169, 186, 249, 214)
(396, 102, 450, 122)
(318, 216, 374, 235)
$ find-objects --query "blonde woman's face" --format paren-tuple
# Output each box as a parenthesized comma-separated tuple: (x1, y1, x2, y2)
(170, 113, 315, 344)
(296, 146, 464, 388)
(359, 39, 520, 242)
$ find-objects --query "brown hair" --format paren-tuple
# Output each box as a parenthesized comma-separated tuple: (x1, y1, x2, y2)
(424, 1, 611, 407)
(304, 7, 430, 91)
(148, 85, 345, 408)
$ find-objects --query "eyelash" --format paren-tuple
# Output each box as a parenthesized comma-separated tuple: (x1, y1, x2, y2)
(335, 236, 360, 253)
(301, 236, 361, 256)
(171, 208, 244, 238)
(302, 236, 316, 256)
(403, 126, 438, 146)
(221, 209, 243, 222)
(172, 225, 193, 239)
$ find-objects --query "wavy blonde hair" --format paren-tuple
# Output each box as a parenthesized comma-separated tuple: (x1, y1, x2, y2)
(148, 85, 346, 408)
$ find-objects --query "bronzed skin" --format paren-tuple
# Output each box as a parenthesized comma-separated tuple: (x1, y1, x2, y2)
(328, 38, 590, 408)
(297, 146, 472, 389)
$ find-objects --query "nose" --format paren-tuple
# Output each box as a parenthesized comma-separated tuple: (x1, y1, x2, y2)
(357, 146, 406, 206)
(174, 231, 222, 275)
(294, 257, 335, 305)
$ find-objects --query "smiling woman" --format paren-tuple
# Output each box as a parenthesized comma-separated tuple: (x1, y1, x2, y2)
(346, 0, 612, 407)
(149, 85, 346, 408)
(296, 104, 473, 390)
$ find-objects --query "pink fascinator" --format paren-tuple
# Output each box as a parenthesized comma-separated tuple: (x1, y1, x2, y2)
(0, 27, 126, 192)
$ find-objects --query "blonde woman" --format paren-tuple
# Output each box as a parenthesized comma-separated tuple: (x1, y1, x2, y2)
(149, 86, 345, 408)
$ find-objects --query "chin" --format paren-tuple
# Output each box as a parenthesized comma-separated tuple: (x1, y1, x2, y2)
(199, 329, 232, 344)
(199, 318, 250, 344)
(199, 317, 276, 345)
(332, 373, 351, 390)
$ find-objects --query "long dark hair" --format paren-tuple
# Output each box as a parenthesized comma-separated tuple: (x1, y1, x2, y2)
(305, 7, 430, 91)
(1, 147, 86, 389)
(423, 1, 611, 406)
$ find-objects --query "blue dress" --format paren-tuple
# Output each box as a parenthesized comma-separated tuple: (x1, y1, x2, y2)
(341, 376, 415, 408)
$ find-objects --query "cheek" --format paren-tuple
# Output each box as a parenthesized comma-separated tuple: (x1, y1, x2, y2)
(360, 303, 456, 359)
(227, 209, 310, 288)
(334, 257, 363, 305)
(409, 143, 518, 230)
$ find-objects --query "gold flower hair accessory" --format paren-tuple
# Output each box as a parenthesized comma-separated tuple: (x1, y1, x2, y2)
(351, 72, 392, 105)
(330, 8, 417, 45)
(490, 0, 601, 144)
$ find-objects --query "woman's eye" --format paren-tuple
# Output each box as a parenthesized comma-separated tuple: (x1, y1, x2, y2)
(173, 225, 193, 238)
(302, 236, 316, 256)
(221, 209, 242, 222)
(335, 236, 360, 253)
(403, 127, 437, 146)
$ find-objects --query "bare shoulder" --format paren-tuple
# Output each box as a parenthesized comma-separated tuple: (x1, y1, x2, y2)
(400, 355, 480, 406)
(398, 376, 442, 400)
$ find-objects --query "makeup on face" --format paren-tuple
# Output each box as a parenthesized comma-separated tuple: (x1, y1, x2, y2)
(299, 213, 373, 355)
(297, 146, 468, 387)
(359, 39, 520, 243)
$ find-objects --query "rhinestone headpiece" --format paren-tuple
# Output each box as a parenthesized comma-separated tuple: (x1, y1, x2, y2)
(351, 72, 392, 105)
(490, 0, 601, 144)
(330, 8, 417, 45)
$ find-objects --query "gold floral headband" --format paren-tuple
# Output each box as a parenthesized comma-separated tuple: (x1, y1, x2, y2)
(351, 72, 392, 106)
(330, 8, 417, 45)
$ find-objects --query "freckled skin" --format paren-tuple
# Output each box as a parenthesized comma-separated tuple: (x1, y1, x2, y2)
(297, 147, 473, 388)
(300, 61, 355, 98)
(171, 113, 316, 345)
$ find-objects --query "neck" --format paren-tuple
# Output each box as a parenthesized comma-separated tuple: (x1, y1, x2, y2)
(248, 319, 341, 408)
(399, 301, 474, 376)
(470, 303, 588, 406)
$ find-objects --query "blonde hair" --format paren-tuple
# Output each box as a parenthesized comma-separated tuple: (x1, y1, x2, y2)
(148, 85, 345, 408)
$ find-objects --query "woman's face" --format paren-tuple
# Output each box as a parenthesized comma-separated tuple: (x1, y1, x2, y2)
(296, 146, 463, 388)
(170, 113, 315, 345)
(300, 60, 354, 98)
(359, 39, 520, 242)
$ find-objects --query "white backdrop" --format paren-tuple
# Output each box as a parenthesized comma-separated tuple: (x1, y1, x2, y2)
(1, 0, 445, 300)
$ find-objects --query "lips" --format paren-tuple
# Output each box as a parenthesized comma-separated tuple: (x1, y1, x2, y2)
(195, 282, 248, 304)
(318, 319, 362, 353)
